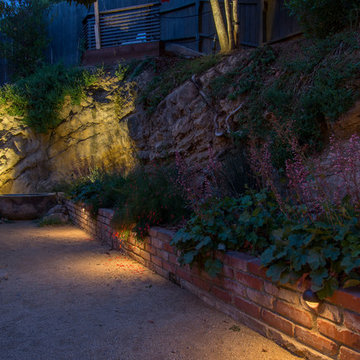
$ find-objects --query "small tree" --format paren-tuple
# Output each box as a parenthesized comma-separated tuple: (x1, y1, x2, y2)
(0, 0, 50, 79)
(210, 0, 239, 52)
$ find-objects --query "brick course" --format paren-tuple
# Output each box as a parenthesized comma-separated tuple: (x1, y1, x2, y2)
(66, 200, 360, 360)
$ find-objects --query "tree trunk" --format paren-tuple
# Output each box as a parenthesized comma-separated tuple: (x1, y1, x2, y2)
(232, 0, 239, 47)
(224, 0, 234, 51)
(209, 0, 229, 52)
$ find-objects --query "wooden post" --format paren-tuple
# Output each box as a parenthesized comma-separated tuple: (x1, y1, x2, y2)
(94, 0, 101, 50)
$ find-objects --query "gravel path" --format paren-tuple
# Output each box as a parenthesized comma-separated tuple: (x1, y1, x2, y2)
(0, 222, 300, 360)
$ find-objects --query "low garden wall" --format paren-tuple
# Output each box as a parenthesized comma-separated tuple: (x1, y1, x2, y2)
(66, 200, 360, 360)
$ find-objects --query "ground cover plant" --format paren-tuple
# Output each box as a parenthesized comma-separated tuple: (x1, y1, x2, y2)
(209, 31, 360, 168)
(171, 117, 360, 299)
(0, 64, 99, 133)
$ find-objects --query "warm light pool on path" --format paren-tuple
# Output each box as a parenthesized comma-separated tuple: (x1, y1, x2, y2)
(0, 222, 299, 360)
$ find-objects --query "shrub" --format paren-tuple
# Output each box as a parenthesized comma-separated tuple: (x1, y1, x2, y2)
(67, 164, 189, 239)
(0, 0, 51, 79)
(0, 64, 99, 133)
(111, 165, 190, 238)
(68, 168, 126, 216)
(171, 190, 285, 277)
(286, 0, 360, 38)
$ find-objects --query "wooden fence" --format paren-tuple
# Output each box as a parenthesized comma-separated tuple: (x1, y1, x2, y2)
(160, 0, 300, 53)
(0, 0, 300, 84)
(83, 2, 161, 50)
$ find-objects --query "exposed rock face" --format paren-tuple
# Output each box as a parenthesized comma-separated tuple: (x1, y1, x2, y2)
(129, 55, 241, 165)
(1, 54, 359, 194)
(0, 77, 136, 193)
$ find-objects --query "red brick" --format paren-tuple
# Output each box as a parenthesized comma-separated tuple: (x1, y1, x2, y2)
(139, 249, 150, 261)
(151, 255, 162, 268)
(132, 246, 141, 256)
(211, 286, 232, 303)
(345, 311, 360, 334)
(267, 328, 330, 360)
(319, 303, 342, 324)
(156, 228, 175, 242)
(162, 261, 176, 274)
(234, 296, 261, 318)
(168, 254, 179, 265)
(275, 300, 313, 328)
(134, 239, 145, 250)
(176, 267, 192, 283)
(247, 288, 274, 309)
(148, 228, 158, 237)
(199, 270, 224, 288)
(150, 263, 168, 279)
(156, 249, 169, 262)
(222, 265, 234, 279)
(234, 310, 267, 337)
(339, 346, 360, 360)
(248, 259, 268, 279)
(235, 271, 264, 291)
(328, 288, 360, 314)
(295, 325, 338, 356)
(163, 242, 174, 254)
(318, 318, 360, 351)
(151, 238, 163, 249)
(225, 252, 254, 271)
(223, 278, 247, 298)
(191, 276, 211, 292)
(261, 309, 294, 336)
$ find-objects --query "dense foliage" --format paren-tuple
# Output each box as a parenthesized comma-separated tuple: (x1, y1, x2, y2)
(286, 0, 360, 38)
(172, 189, 360, 299)
(67, 165, 189, 239)
(0, 64, 98, 133)
(172, 124, 360, 299)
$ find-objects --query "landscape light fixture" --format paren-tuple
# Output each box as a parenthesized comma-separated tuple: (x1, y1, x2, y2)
(302, 289, 320, 310)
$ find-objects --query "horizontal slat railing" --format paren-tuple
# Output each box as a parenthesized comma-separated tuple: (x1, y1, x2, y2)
(83, 2, 161, 50)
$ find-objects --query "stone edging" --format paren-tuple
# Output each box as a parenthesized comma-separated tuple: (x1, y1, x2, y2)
(66, 200, 360, 360)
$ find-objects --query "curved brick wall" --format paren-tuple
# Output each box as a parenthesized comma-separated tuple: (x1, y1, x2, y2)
(66, 200, 360, 360)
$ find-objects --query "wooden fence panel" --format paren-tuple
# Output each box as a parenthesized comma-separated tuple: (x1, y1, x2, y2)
(270, 0, 300, 42)
(83, 3, 161, 50)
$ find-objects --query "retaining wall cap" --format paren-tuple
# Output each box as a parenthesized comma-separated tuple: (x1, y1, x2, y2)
(98, 208, 115, 217)
(151, 227, 175, 238)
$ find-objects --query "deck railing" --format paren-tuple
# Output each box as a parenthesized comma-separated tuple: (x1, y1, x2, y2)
(83, 2, 161, 50)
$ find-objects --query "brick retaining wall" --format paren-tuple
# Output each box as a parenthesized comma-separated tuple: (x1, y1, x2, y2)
(66, 200, 360, 360)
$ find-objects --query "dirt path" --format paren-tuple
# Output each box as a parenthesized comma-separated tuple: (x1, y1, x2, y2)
(0, 222, 300, 360)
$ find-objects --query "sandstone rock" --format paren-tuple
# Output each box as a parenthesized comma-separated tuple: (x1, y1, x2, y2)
(46, 205, 67, 216)
(42, 213, 69, 224)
